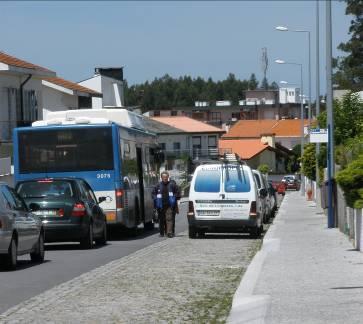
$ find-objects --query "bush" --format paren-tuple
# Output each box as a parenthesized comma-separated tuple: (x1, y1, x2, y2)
(258, 164, 270, 174)
(336, 155, 363, 209)
(302, 143, 316, 181)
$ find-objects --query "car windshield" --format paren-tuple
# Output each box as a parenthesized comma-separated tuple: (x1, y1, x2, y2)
(224, 166, 251, 193)
(17, 180, 74, 198)
(194, 168, 221, 193)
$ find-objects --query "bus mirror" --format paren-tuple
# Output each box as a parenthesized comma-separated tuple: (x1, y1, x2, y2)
(98, 196, 107, 204)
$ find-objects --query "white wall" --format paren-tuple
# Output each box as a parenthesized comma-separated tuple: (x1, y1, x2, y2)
(42, 86, 78, 118)
(79, 74, 124, 108)
(0, 74, 43, 140)
(279, 87, 301, 104)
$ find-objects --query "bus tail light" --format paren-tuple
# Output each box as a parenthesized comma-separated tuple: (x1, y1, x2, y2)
(72, 203, 86, 217)
(187, 201, 194, 217)
(115, 189, 124, 209)
(249, 201, 257, 217)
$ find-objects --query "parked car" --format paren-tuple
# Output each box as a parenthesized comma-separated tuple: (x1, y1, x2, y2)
(286, 178, 300, 191)
(252, 170, 270, 223)
(16, 178, 107, 249)
(267, 182, 278, 216)
(188, 162, 264, 238)
(0, 182, 45, 270)
(277, 182, 286, 195)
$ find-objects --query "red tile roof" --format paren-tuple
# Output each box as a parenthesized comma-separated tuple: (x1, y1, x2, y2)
(0, 51, 54, 73)
(223, 119, 309, 138)
(43, 77, 101, 95)
(151, 116, 225, 133)
(219, 139, 270, 160)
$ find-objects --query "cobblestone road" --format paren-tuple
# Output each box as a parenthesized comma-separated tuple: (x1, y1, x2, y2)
(0, 231, 260, 324)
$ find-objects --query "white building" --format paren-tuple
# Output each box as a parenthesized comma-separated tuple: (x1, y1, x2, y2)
(279, 87, 301, 104)
(0, 51, 101, 143)
(78, 67, 125, 109)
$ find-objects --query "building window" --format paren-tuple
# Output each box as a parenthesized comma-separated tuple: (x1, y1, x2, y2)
(208, 136, 217, 148)
(154, 110, 160, 117)
(173, 142, 181, 151)
(210, 112, 221, 121)
(171, 110, 178, 116)
(159, 143, 166, 150)
(78, 96, 92, 109)
(231, 112, 240, 120)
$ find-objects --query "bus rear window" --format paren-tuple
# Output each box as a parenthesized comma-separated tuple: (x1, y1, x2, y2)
(18, 128, 114, 173)
(194, 169, 221, 193)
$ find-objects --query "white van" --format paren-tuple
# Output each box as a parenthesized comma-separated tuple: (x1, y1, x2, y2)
(187, 162, 264, 238)
(252, 170, 270, 223)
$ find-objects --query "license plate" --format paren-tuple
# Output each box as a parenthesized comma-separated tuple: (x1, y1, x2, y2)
(33, 210, 59, 216)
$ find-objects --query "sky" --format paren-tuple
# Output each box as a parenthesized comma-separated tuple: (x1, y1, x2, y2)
(0, 1, 352, 100)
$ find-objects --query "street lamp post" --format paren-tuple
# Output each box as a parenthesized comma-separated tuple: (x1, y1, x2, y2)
(276, 26, 312, 128)
(275, 59, 305, 195)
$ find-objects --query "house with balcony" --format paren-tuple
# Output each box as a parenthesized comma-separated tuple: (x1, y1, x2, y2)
(0, 51, 101, 145)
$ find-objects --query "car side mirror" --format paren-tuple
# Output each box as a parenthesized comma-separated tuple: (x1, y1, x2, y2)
(98, 196, 107, 204)
(29, 203, 40, 212)
(259, 188, 267, 198)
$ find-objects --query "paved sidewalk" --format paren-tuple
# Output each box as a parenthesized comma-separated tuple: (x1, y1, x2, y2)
(229, 191, 363, 324)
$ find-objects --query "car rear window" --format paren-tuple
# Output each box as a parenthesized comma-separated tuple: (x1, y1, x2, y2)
(17, 180, 74, 198)
(224, 166, 251, 193)
(194, 169, 221, 193)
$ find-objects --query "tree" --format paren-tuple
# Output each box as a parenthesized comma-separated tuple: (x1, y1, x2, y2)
(248, 73, 258, 90)
(258, 164, 270, 174)
(269, 81, 279, 90)
(317, 92, 363, 146)
(261, 77, 269, 90)
(333, 0, 363, 90)
(301, 143, 316, 181)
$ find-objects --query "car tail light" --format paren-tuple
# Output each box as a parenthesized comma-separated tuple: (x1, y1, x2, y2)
(37, 179, 53, 183)
(72, 203, 86, 217)
(249, 201, 257, 217)
(187, 201, 194, 217)
(115, 189, 124, 209)
(0, 219, 2, 229)
(58, 208, 64, 217)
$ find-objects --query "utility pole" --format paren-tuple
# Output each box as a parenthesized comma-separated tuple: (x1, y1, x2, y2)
(315, 0, 320, 188)
(326, 0, 335, 228)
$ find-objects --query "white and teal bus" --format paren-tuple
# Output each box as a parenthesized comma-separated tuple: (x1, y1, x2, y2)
(13, 109, 162, 230)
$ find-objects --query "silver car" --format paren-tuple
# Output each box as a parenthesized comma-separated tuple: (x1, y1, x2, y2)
(0, 182, 45, 270)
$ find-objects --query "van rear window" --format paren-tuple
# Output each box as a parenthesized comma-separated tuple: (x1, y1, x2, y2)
(224, 167, 251, 192)
(194, 169, 220, 193)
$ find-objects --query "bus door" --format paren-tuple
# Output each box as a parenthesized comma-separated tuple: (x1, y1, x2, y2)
(136, 147, 145, 223)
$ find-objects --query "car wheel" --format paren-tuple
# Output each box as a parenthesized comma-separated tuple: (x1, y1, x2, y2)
(95, 220, 107, 246)
(3, 237, 17, 270)
(188, 225, 197, 239)
(80, 223, 94, 249)
(30, 232, 45, 263)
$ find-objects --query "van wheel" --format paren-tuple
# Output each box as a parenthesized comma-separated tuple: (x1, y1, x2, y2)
(198, 230, 205, 238)
(30, 232, 45, 263)
(250, 226, 261, 239)
(189, 226, 197, 239)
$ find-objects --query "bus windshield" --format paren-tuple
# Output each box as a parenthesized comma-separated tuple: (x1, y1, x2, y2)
(18, 127, 114, 173)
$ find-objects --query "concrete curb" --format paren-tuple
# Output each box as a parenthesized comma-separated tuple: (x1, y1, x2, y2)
(227, 196, 287, 324)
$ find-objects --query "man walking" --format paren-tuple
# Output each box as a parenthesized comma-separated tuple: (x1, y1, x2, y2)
(152, 171, 180, 238)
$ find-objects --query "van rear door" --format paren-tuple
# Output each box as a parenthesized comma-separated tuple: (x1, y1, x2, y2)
(192, 166, 222, 219)
(220, 165, 251, 219)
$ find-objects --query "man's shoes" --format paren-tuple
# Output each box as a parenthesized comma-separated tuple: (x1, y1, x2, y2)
(167, 233, 174, 238)
(159, 234, 164, 237)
